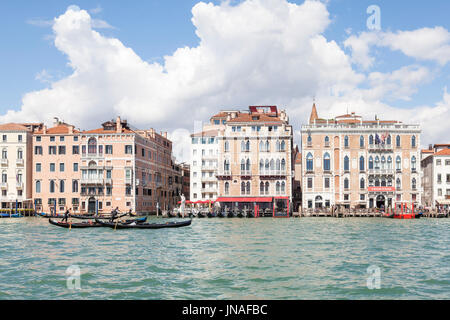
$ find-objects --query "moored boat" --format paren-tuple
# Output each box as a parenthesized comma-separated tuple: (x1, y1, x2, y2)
(0, 213, 23, 218)
(95, 218, 192, 229)
(49, 216, 147, 228)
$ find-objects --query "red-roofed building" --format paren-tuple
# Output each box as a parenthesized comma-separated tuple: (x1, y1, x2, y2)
(421, 143, 450, 209)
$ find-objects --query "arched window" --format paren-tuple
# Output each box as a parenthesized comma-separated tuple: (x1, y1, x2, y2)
(50, 180, 55, 193)
(225, 182, 229, 194)
(344, 156, 349, 171)
(17, 148, 23, 160)
(344, 136, 349, 148)
(381, 156, 386, 170)
(411, 136, 416, 148)
(246, 140, 250, 151)
(281, 159, 286, 171)
(369, 156, 374, 169)
(241, 140, 246, 152)
(307, 134, 312, 145)
(260, 182, 264, 195)
(2, 148, 7, 159)
(72, 180, 78, 193)
(359, 156, 365, 171)
(260, 159, 264, 172)
(276, 181, 281, 194)
(375, 179, 380, 187)
(281, 181, 285, 193)
(323, 153, 331, 171)
(224, 141, 229, 152)
(246, 158, 250, 171)
(411, 156, 417, 170)
(265, 182, 269, 194)
(412, 178, 417, 189)
(280, 140, 285, 151)
(375, 156, 380, 169)
(396, 178, 401, 190)
(344, 178, 349, 189)
(60, 180, 65, 193)
(224, 159, 230, 171)
(396, 156, 401, 170)
(265, 140, 270, 152)
(306, 153, 313, 171)
(369, 135, 374, 145)
(35, 180, 41, 193)
(241, 182, 246, 195)
(388, 178, 392, 187)
(325, 136, 330, 146)
(246, 182, 251, 194)
(88, 137, 97, 155)
(381, 178, 386, 187)
(240, 159, 246, 172)
(387, 135, 391, 145)
(259, 140, 264, 152)
(1, 171, 6, 183)
(387, 156, 392, 169)
(265, 159, 269, 171)
(360, 136, 364, 148)
(276, 159, 281, 171)
(396, 135, 401, 147)
(360, 178, 365, 189)
(270, 159, 275, 171)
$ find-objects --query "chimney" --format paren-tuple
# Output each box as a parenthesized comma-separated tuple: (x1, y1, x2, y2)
(53, 117, 60, 126)
(116, 116, 122, 133)
(43, 125, 47, 134)
(429, 144, 432, 150)
(68, 125, 74, 134)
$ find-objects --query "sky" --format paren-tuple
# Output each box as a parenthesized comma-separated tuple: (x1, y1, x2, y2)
(0, 0, 449, 161)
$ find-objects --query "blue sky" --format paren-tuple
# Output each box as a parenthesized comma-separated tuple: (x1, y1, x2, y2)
(0, 0, 449, 156)
(1, 0, 448, 112)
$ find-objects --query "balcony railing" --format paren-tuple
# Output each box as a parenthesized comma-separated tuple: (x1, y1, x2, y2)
(81, 178, 104, 185)
(1, 182, 7, 189)
(368, 168, 394, 175)
(368, 144, 393, 151)
(217, 170, 231, 176)
(104, 178, 112, 185)
(201, 176, 217, 182)
(16, 182, 24, 189)
(1, 159, 7, 166)
(16, 158, 24, 166)
(240, 170, 251, 176)
(259, 170, 287, 176)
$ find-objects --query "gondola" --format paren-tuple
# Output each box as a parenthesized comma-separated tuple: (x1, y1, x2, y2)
(49, 217, 147, 229)
(217, 211, 226, 218)
(95, 218, 192, 229)
(247, 211, 255, 218)
(197, 211, 207, 218)
(35, 212, 64, 218)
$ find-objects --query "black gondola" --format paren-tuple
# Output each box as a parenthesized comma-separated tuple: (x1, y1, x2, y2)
(95, 218, 192, 229)
(49, 217, 147, 228)
(217, 211, 226, 218)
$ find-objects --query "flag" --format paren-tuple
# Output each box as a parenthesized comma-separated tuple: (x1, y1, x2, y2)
(375, 134, 381, 144)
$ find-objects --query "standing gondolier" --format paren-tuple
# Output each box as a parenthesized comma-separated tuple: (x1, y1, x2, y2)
(62, 208, 71, 223)
(110, 207, 119, 222)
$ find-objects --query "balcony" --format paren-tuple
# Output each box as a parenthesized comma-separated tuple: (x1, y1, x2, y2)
(125, 177, 133, 185)
(201, 165, 217, 171)
(16, 182, 24, 189)
(104, 178, 112, 185)
(201, 176, 217, 182)
(240, 170, 251, 176)
(1, 159, 7, 166)
(1, 183, 7, 190)
(368, 168, 394, 175)
(259, 170, 287, 176)
(201, 187, 218, 193)
(82, 152, 104, 159)
(81, 178, 104, 185)
(16, 158, 24, 166)
(368, 144, 393, 151)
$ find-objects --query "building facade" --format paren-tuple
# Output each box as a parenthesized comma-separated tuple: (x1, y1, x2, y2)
(421, 144, 450, 209)
(301, 104, 421, 210)
(0, 123, 34, 210)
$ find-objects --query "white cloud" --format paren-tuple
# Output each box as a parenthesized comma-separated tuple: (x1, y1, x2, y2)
(345, 27, 450, 68)
(3, 1, 450, 162)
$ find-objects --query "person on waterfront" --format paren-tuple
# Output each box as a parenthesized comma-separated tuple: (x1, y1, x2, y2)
(62, 208, 71, 223)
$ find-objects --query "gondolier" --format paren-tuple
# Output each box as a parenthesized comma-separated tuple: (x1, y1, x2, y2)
(62, 208, 71, 223)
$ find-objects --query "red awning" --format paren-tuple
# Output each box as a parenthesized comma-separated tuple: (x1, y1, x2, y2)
(216, 197, 273, 203)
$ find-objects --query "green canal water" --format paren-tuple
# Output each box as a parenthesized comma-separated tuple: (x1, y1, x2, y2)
(0, 217, 448, 300)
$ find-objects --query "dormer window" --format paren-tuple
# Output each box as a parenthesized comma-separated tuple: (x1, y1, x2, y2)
(252, 116, 259, 121)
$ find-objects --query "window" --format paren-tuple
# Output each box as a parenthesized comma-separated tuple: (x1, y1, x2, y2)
(411, 136, 416, 148)
(369, 135, 374, 145)
(60, 136, 65, 142)
(36, 136, 41, 142)
(396, 135, 401, 147)
(36, 163, 41, 172)
(360, 136, 364, 148)
(306, 153, 313, 171)
(224, 141, 229, 152)
(396, 178, 401, 190)
(72, 146, 79, 154)
(125, 145, 133, 154)
(50, 180, 55, 193)
(49, 146, 57, 155)
(411, 156, 417, 171)
(72, 180, 78, 193)
(387, 135, 391, 145)
(412, 178, 417, 190)
(35, 181, 41, 193)
(307, 177, 313, 189)
(307, 134, 312, 146)
(73, 163, 78, 172)
(344, 136, 349, 148)
(324, 177, 330, 189)
(225, 182, 229, 195)
(324, 136, 330, 146)
(1, 149, 6, 159)
(369, 156, 374, 170)
(141, 148, 145, 157)
(387, 156, 392, 169)
(396, 156, 402, 170)
(105, 145, 113, 154)
(436, 159, 442, 165)
(50, 163, 55, 172)
(323, 153, 331, 171)
(74, 136, 78, 142)
(344, 178, 349, 189)
(437, 174, 442, 183)
(34, 146, 42, 155)
(60, 180, 65, 193)
(360, 178, 365, 189)
(359, 156, 365, 171)
(60, 163, 65, 172)
(344, 156, 349, 171)
(447, 174, 450, 183)
(88, 138, 97, 154)
(438, 189, 442, 196)
(360, 194, 365, 201)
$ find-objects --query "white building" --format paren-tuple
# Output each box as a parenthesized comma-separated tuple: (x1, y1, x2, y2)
(421, 144, 450, 209)
(0, 123, 34, 209)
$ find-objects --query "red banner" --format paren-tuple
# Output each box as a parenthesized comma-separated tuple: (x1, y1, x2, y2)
(368, 187, 395, 192)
